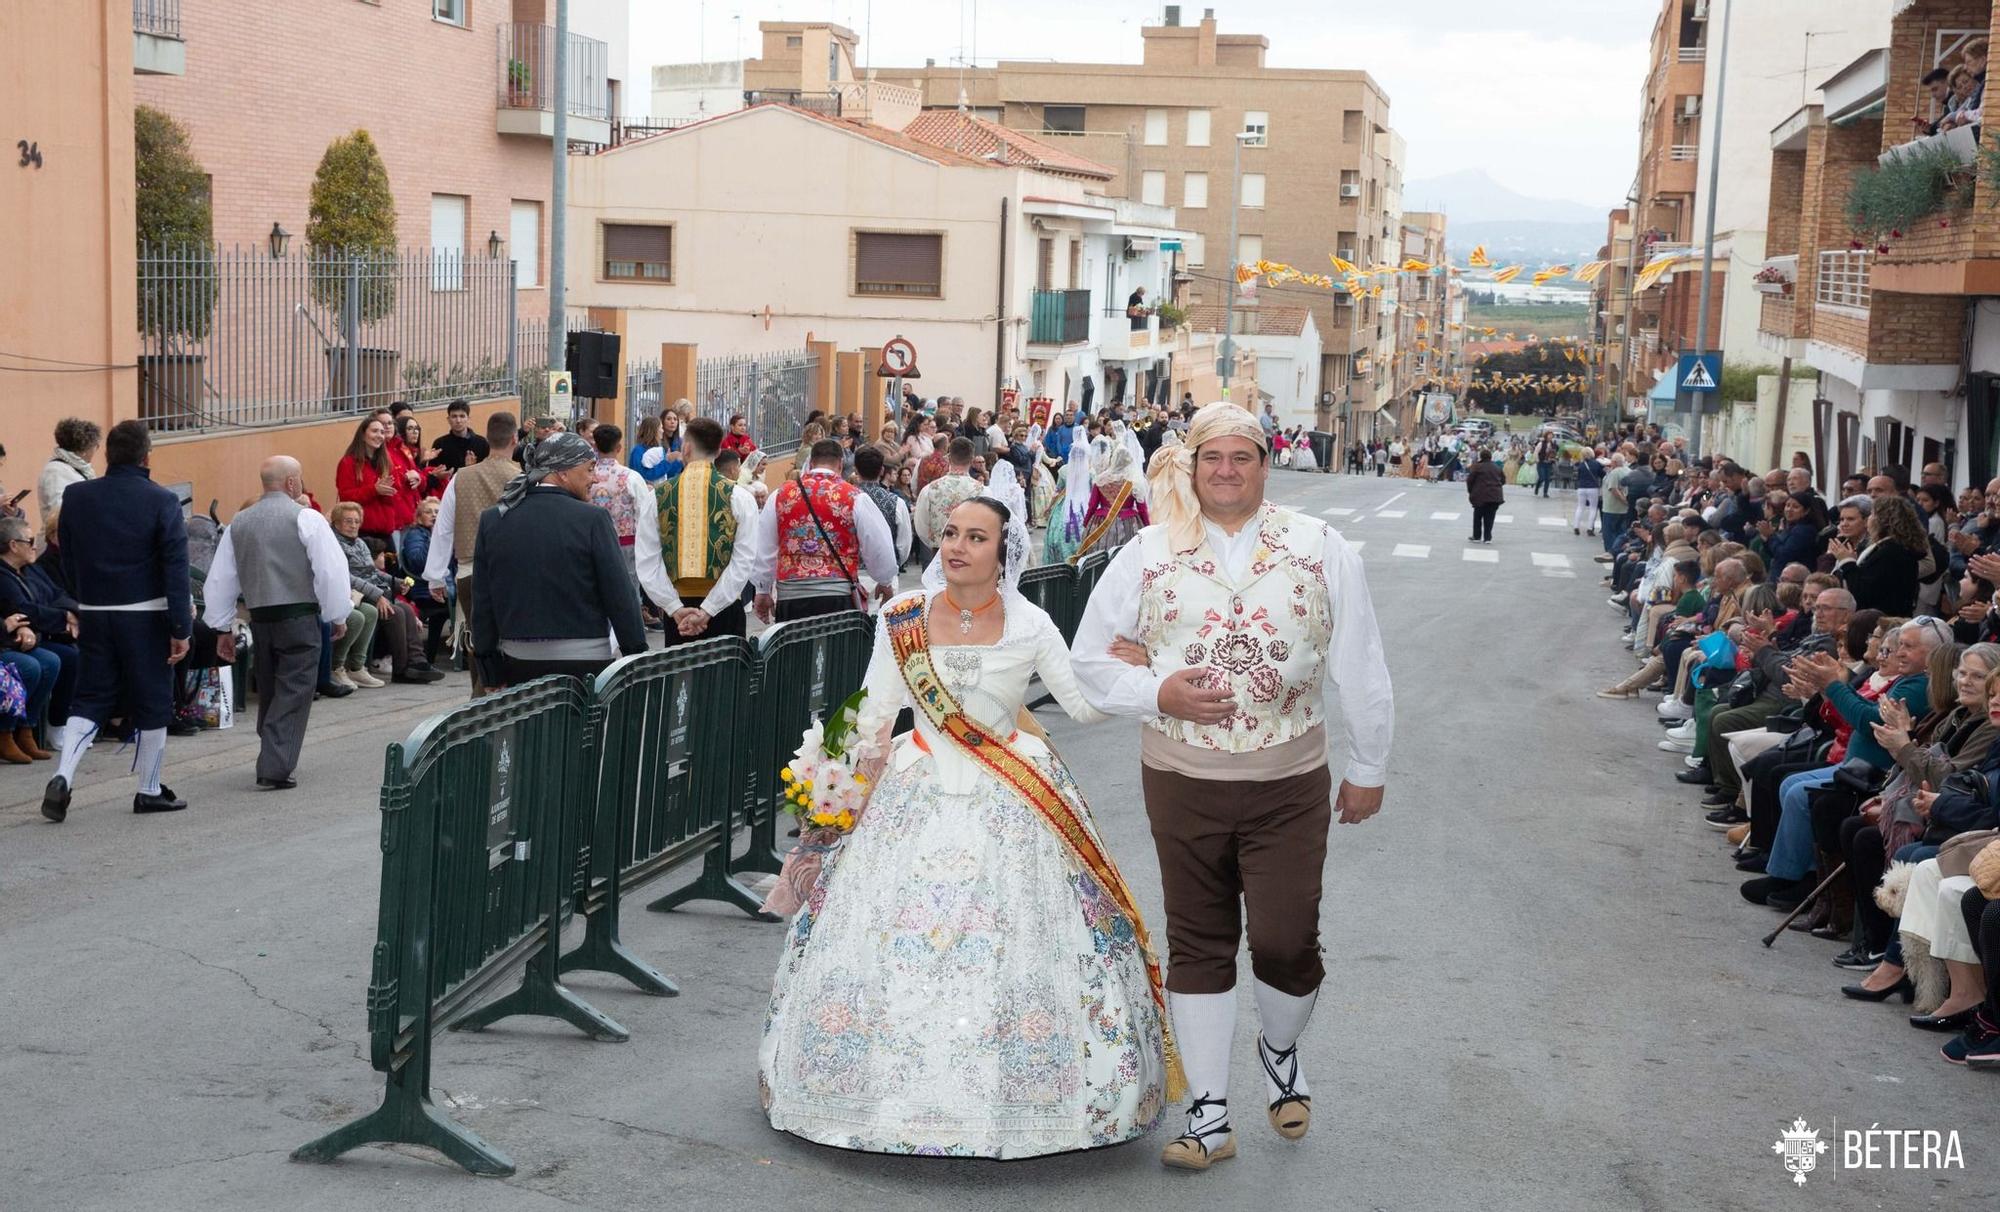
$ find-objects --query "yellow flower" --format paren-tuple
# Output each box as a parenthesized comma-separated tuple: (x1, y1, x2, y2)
(780, 766, 793, 782)
(836, 810, 855, 830)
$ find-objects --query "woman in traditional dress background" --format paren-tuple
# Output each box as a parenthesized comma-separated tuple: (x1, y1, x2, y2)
(1043, 440, 1093, 565)
(1071, 437, 1149, 563)
(759, 496, 1172, 1158)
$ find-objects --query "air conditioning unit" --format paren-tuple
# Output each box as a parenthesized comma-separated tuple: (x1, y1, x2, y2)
(1335, 293, 1353, 307)
(1339, 183, 1361, 198)
(1338, 247, 1356, 262)
(1683, 96, 1701, 117)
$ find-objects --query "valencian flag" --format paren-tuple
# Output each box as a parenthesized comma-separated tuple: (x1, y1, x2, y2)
(1531, 264, 1573, 286)
(1491, 265, 1524, 283)
(1573, 260, 1609, 284)
(1468, 245, 1490, 268)
(1401, 258, 1432, 273)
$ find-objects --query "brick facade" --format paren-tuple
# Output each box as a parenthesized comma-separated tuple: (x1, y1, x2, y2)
(1878, 0, 2000, 268)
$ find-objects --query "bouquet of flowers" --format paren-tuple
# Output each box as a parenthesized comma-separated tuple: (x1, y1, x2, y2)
(763, 687, 876, 916)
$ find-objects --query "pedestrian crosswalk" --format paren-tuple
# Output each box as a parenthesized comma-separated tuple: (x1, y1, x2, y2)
(1376, 510, 1407, 519)
(1429, 511, 1461, 521)
(1392, 544, 1430, 559)
(1461, 548, 1499, 563)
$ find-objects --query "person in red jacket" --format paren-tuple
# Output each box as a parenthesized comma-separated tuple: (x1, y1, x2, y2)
(335, 414, 418, 541)
(720, 413, 759, 459)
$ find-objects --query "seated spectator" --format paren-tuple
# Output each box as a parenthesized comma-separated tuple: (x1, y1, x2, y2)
(37, 417, 100, 529)
(335, 414, 418, 543)
(0, 513, 76, 760)
(398, 496, 452, 666)
(328, 502, 441, 687)
(0, 443, 25, 524)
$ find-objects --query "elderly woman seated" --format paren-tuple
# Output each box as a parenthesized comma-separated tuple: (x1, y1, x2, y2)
(1741, 617, 1954, 911)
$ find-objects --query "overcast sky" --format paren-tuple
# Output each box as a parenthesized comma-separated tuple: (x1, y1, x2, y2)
(630, 0, 1649, 210)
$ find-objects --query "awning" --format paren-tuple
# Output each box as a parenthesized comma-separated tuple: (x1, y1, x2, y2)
(1648, 368, 1677, 403)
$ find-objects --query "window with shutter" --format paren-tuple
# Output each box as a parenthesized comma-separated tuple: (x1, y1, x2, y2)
(602, 223, 672, 282)
(854, 231, 943, 297)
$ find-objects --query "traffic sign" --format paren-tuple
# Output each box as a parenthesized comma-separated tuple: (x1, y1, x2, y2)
(877, 335, 921, 378)
(1678, 351, 1721, 395)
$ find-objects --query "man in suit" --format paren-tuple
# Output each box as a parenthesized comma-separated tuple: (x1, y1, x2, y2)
(43, 420, 193, 821)
(199, 456, 355, 790)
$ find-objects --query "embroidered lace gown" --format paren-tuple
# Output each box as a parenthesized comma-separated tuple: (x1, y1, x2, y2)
(759, 591, 1166, 1158)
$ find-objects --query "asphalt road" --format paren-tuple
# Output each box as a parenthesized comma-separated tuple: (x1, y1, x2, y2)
(2, 469, 1996, 1211)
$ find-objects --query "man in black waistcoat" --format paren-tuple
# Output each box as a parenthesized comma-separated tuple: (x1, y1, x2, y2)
(43, 420, 193, 821)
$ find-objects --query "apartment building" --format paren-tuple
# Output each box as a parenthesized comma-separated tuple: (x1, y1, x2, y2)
(1395, 211, 1452, 428)
(716, 11, 1400, 430)
(1624, 0, 1890, 412)
(1593, 207, 1636, 417)
(1746, 1, 2000, 493)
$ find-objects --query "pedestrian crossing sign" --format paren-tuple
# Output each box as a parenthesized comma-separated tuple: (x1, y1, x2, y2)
(1677, 352, 1721, 394)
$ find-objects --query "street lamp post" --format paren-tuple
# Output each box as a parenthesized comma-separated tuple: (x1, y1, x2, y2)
(1687, 0, 1733, 459)
(1219, 130, 1256, 401)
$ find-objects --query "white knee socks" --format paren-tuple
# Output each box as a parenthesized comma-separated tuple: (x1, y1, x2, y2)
(55, 718, 99, 784)
(1253, 979, 1317, 1106)
(133, 728, 166, 796)
(1169, 990, 1237, 1134)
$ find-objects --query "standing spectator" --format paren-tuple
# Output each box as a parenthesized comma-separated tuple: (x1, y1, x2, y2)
(1465, 450, 1506, 544)
(0, 513, 76, 757)
(902, 414, 940, 465)
(334, 414, 416, 542)
(1914, 67, 1955, 137)
(428, 399, 489, 476)
(1599, 453, 1632, 560)
(422, 411, 522, 696)
(1127, 285, 1149, 330)
(43, 420, 192, 822)
(1573, 445, 1605, 536)
(749, 440, 898, 623)
(629, 413, 682, 485)
(721, 413, 758, 459)
(199, 457, 354, 789)
(1832, 494, 1927, 616)
(472, 433, 647, 687)
(1532, 433, 1556, 498)
(38, 418, 100, 529)
(395, 415, 445, 499)
(644, 417, 761, 644)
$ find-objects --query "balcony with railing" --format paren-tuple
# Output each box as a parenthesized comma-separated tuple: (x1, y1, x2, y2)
(1817, 250, 1872, 311)
(833, 80, 922, 130)
(496, 23, 611, 144)
(1028, 289, 1092, 349)
(743, 89, 843, 117)
(133, 0, 184, 75)
(1097, 308, 1159, 362)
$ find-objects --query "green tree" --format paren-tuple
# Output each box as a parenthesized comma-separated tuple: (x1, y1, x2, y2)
(134, 105, 216, 342)
(307, 129, 398, 323)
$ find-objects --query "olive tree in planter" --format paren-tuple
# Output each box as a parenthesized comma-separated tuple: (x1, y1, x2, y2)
(135, 105, 216, 432)
(307, 130, 400, 413)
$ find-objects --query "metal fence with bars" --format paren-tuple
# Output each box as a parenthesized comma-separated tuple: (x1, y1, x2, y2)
(512, 314, 591, 419)
(133, 0, 179, 37)
(136, 244, 517, 432)
(694, 349, 819, 457)
(624, 358, 663, 437)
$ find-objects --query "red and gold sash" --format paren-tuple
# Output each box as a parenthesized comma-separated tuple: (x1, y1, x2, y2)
(884, 595, 1186, 1101)
(1067, 480, 1134, 566)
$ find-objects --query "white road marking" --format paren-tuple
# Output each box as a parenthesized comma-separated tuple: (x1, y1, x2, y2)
(1430, 511, 1461, 521)
(1378, 491, 1406, 507)
(1461, 548, 1499, 563)
(1392, 544, 1431, 559)
(1530, 552, 1571, 569)
(1495, 514, 1514, 523)
(1376, 510, 1407, 519)
(1541, 568, 1577, 579)
(1538, 517, 1565, 527)
(1321, 506, 1355, 516)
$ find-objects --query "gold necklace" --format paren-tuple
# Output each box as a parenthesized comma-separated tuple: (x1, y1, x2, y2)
(941, 589, 998, 635)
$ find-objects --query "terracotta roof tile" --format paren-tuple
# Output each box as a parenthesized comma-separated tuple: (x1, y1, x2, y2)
(900, 110, 1115, 180)
(1184, 304, 1311, 337)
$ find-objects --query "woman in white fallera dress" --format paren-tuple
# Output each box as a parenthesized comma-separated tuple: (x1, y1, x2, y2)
(759, 497, 1169, 1158)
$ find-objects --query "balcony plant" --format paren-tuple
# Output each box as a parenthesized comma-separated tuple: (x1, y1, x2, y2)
(1155, 301, 1186, 330)
(135, 105, 216, 431)
(1845, 142, 1971, 248)
(506, 57, 532, 105)
(307, 130, 400, 411)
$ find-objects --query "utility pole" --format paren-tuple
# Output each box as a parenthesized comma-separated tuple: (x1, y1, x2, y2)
(546, 0, 569, 384)
(1220, 131, 1251, 400)
(1688, 0, 1731, 460)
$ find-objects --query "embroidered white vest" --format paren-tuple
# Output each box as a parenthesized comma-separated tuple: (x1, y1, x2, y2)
(1134, 504, 1334, 753)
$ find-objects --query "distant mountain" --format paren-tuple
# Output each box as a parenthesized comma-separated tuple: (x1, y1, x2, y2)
(1402, 169, 1608, 225)
(1447, 220, 1610, 267)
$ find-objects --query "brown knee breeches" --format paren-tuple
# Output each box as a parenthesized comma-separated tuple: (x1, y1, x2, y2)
(1141, 762, 1332, 997)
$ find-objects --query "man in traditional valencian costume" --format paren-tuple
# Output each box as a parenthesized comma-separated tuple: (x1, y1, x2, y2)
(639, 417, 761, 643)
(1072, 400, 1394, 1171)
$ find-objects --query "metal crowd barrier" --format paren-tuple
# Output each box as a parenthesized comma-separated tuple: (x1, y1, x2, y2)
(728, 612, 876, 881)
(561, 637, 762, 993)
(292, 676, 621, 1178)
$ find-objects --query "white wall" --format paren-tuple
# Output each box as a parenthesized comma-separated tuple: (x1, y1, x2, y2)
(651, 60, 744, 125)
(570, 0, 637, 117)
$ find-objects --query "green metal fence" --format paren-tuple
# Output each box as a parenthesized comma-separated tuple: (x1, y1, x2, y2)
(1017, 562, 1081, 643)
(561, 637, 764, 995)
(729, 611, 876, 880)
(292, 676, 623, 1177)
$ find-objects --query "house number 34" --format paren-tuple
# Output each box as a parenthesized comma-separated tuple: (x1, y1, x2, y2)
(17, 141, 42, 169)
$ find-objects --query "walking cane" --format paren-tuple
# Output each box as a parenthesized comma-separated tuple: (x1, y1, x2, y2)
(1761, 862, 1847, 947)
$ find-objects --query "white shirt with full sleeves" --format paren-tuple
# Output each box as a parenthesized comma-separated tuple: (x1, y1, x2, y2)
(635, 476, 764, 616)
(744, 470, 899, 599)
(202, 505, 356, 630)
(1069, 515, 1394, 787)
